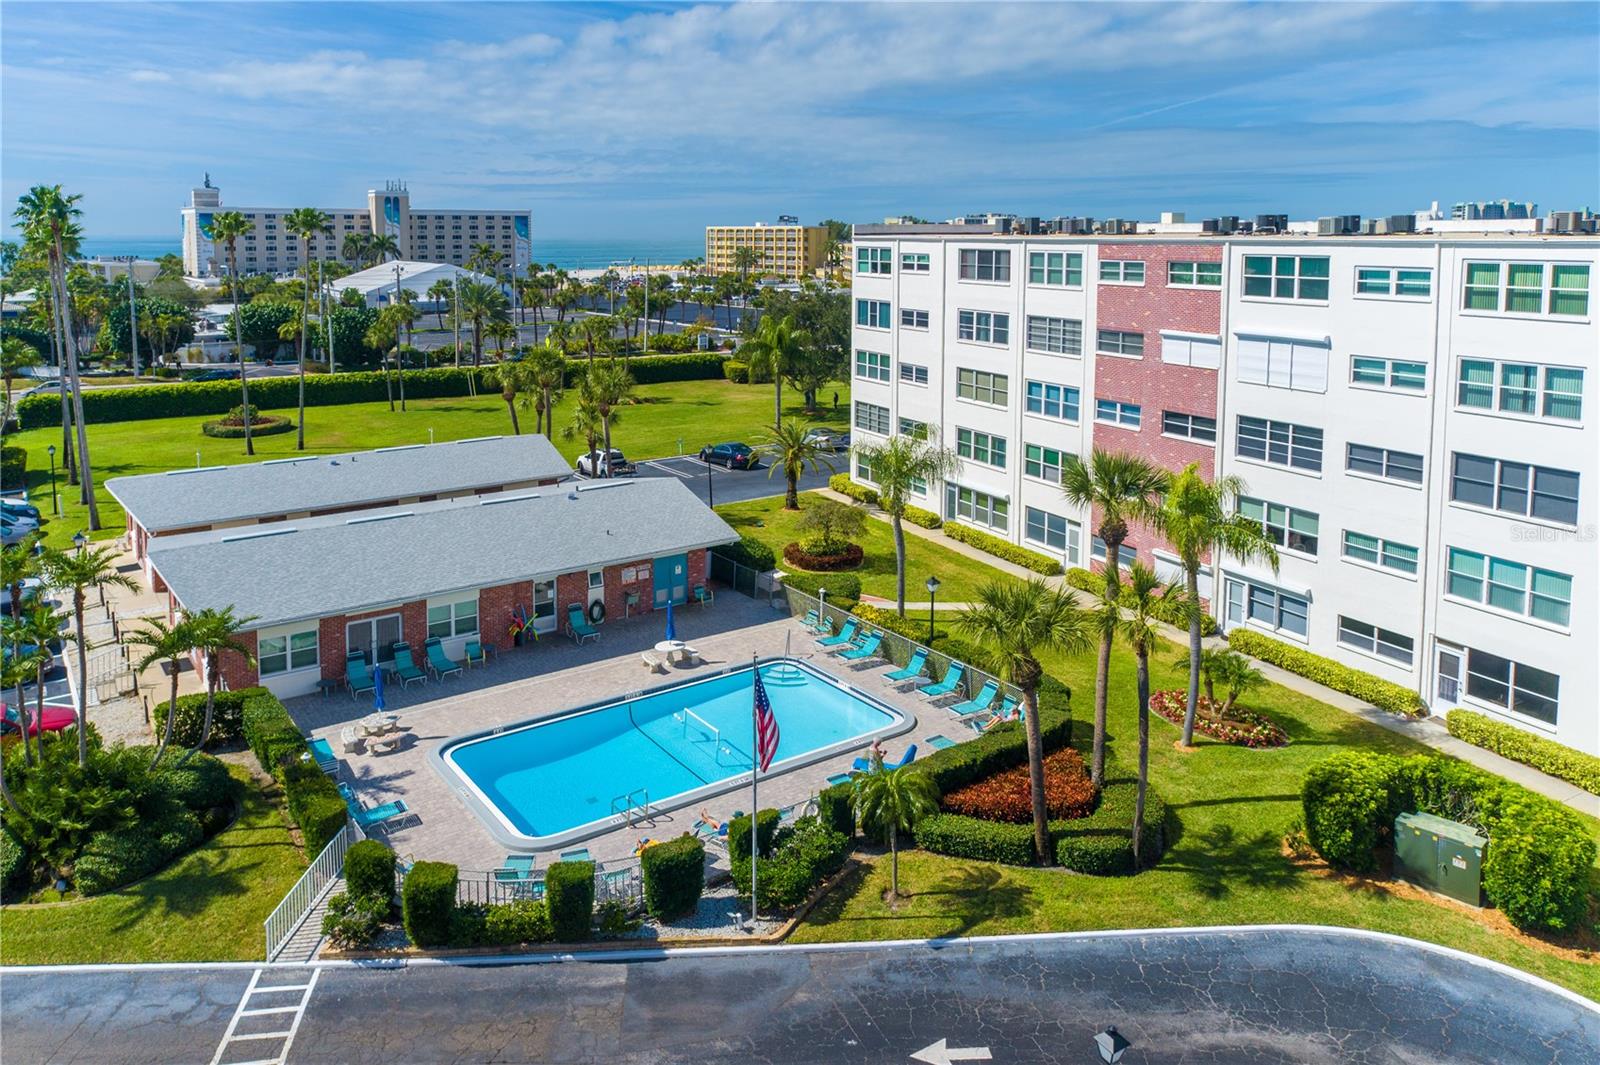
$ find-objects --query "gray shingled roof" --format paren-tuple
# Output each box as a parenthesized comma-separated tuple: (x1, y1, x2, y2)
(147, 478, 739, 629)
(106, 435, 570, 532)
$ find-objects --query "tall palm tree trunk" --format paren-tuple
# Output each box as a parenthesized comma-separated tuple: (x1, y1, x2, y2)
(72, 591, 89, 766)
(892, 515, 908, 617)
(150, 665, 179, 769)
(228, 255, 253, 456)
(296, 248, 310, 449)
(54, 257, 99, 526)
(601, 415, 613, 478)
(1180, 566, 1204, 746)
(1133, 645, 1151, 866)
(396, 339, 407, 412)
(1092, 538, 1124, 786)
(889, 824, 899, 899)
(773, 376, 782, 431)
(51, 303, 77, 485)
(1022, 686, 1051, 864)
(785, 469, 799, 510)
(505, 395, 521, 434)
(11, 673, 30, 767)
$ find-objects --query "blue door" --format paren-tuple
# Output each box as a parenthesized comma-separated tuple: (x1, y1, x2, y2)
(653, 554, 687, 607)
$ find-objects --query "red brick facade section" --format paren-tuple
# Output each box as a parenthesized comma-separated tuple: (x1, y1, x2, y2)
(556, 571, 590, 624)
(216, 629, 258, 693)
(688, 548, 708, 593)
(479, 579, 533, 647)
(600, 560, 654, 621)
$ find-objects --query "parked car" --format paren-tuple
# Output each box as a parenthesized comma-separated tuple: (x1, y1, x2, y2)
(188, 368, 238, 382)
(698, 442, 758, 469)
(575, 448, 636, 477)
(1, 514, 39, 547)
(803, 428, 849, 452)
(0, 577, 45, 614)
(21, 381, 61, 399)
(1, 498, 42, 523)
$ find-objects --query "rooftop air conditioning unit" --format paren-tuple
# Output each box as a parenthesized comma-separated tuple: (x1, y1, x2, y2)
(1255, 214, 1288, 234)
(1387, 214, 1417, 234)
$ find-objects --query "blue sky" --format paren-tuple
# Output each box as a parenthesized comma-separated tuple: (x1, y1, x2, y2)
(3, 1, 1597, 242)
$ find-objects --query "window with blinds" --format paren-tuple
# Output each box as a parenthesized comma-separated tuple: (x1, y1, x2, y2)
(1235, 334, 1330, 392)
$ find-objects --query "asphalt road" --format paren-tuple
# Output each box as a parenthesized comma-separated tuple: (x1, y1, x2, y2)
(4, 929, 1595, 1065)
(619, 451, 843, 507)
(406, 304, 741, 354)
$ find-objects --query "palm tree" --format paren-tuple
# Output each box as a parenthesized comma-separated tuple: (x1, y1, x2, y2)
(739, 314, 808, 431)
(1148, 463, 1280, 746)
(41, 544, 138, 766)
(493, 357, 535, 434)
(519, 266, 544, 325)
(284, 209, 332, 450)
(576, 314, 610, 367)
(341, 231, 373, 267)
(427, 279, 454, 329)
(1, 335, 42, 425)
(2, 603, 70, 766)
(365, 304, 414, 412)
(732, 245, 760, 281)
(486, 317, 517, 362)
(560, 378, 605, 480)
(15, 185, 100, 527)
(123, 616, 195, 769)
(758, 419, 835, 510)
(849, 428, 961, 615)
(528, 343, 567, 436)
(1109, 562, 1178, 867)
(207, 210, 257, 454)
(1060, 449, 1169, 786)
(958, 578, 1093, 863)
(367, 233, 400, 266)
(455, 279, 507, 367)
(585, 361, 636, 474)
(851, 760, 939, 901)
(180, 607, 256, 762)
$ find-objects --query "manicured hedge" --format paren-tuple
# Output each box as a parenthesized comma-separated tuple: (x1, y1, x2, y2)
(1300, 751, 1596, 932)
(728, 808, 781, 863)
(712, 535, 777, 573)
(640, 834, 705, 921)
(1228, 629, 1425, 717)
(546, 860, 595, 941)
(783, 540, 864, 571)
(817, 781, 855, 838)
(902, 504, 941, 529)
(731, 816, 850, 910)
(942, 522, 1061, 575)
(592, 352, 725, 386)
(850, 602, 947, 646)
(1064, 567, 1218, 636)
(780, 571, 861, 609)
(722, 359, 749, 383)
(941, 747, 1098, 823)
(151, 755, 239, 813)
(828, 473, 878, 505)
(402, 860, 459, 947)
(930, 636, 992, 674)
(1054, 781, 1167, 875)
(280, 758, 347, 853)
(344, 839, 397, 901)
(1446, 709, 1600, 796)
(241, 693, 308, 776)
(200, 414, 294, 438)
(152, 687, 269, 749)
(479, 899, 554, 945)
(1, 825, 29, 902)
(1, 446, 26, 493)
(906, 676, 1072, 796)
(914, 813, 1036, 866)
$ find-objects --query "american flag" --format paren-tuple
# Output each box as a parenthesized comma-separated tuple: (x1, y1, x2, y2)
(754, 668, 780, 774)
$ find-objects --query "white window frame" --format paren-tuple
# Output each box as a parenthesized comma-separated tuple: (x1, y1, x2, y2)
(258, 624, 320, 677)
(1340, 529, 1419, 578)
(1242, 254, 1331, 303)
(1235, 415, 1323, 473)
(1445, 547, 1572, 629)
(955, 367, 1009, 407)
(898, 362, 929, 387)
(1094, 398, 1141, 430)
(1027, 250, 1083, 287)
(1096, 329, 1144, 359)
(1461, 261, 1590, 319)
(900, 252, 930, 273)
(1354, 265, 1433, 301)
(854, 349, 891, 383)
(1098, 259, 1146, 285)
(1455, 357, 1583, 424)
(1239, 496, 1320, 558)
(1161, 410, 1216, 443)
(853, 400, 891, 435)
(1350, 355, 1428, 393)
(1025, 315, 1083, 356)
(1024, 380, 1079, 423)
(1337, 616, 1416, 667)
(427, 594, 480, 640)
(856, 246, 892, 276)
(855, 298, 891, 329)
(956, 427, 1007, 469)
(958, 248, 1011, 283)
(1024, 506, 1080, 563)
(957, 309, 1010, 346)
(945, 483, 1008, 532)
(1167, 260, 1221, 288)
(899, 307, 930, 330)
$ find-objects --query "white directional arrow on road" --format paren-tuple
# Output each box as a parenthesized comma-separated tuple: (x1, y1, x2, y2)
(910, 1038, 993, 1064)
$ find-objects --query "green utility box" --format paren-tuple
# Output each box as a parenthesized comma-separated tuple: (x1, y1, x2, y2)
(1394, 811, 1485, 906)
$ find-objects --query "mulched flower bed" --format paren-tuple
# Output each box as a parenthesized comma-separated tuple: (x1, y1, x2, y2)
(940, 747, 1098, 822)
(782, 541, 864, 571)
(1149, 690, 1288, 748)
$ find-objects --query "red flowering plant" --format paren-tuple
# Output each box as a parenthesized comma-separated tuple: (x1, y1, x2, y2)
(1148, 690, 1288, 749)
(940, 747, 1099, 823)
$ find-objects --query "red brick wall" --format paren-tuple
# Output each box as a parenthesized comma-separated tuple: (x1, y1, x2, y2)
(312, 599, 426, 681)
(217, 629, 258, 691)
(479, 579, 532, 647)
(688, 548, 708, 592)
(556, 571, 589, 620)
(601, 560, 653, 620)
(318, 616, 346, 682)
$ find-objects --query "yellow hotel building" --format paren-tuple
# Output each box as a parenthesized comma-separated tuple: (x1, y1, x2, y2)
(705, 222, 830, 279)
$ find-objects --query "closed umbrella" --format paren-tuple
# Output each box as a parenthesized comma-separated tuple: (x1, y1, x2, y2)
(664, 598, 676, 643)
(373, 660, 386, 711)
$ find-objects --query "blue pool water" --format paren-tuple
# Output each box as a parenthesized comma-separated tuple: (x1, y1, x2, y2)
(439, 659, 904, 846)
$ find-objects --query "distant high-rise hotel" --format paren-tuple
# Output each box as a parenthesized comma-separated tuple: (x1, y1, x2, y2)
(705, 220, 830, 279)
(179, 178, 532, 278)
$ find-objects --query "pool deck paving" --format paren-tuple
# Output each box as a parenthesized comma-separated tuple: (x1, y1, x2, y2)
(286, 594, 952, 877)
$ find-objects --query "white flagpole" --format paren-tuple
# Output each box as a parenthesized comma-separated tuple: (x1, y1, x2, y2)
(750, 653, 758, 925)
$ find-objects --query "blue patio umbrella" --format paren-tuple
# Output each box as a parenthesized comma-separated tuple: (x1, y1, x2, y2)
(372, 660, 386, 711)
(664, 598, 676, 642)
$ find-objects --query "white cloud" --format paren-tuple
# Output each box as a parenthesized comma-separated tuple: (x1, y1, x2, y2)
(128, 69, 170, 83)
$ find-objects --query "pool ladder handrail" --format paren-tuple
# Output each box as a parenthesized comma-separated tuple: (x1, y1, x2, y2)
(611, 787, 652, 827)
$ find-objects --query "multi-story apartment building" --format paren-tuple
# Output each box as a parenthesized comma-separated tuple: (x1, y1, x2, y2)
(180, 181, 531, 278)
(705, 222, 830, 279)
(848, 225, 1598, 756)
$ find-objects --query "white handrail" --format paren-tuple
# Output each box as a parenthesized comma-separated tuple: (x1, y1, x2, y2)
(264, 819, 360, 961)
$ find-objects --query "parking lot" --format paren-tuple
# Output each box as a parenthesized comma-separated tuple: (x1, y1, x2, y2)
(574, 449, 841, 506)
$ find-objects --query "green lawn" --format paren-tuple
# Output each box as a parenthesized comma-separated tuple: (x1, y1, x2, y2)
(0, 764, 308, 964)
(793, 634, 1600, 999)
(715, 494, 1018, 605)
(6, 378, 849, 548)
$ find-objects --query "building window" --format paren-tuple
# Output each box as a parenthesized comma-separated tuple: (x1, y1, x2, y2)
(1160, 333, 1221, 369)
(1028, 251, 1082, 286)
(1356, 266, 1432, 299)
(1162, 410, 1217, 442)
(1462, 261, 1590, 316)
(855, 454, 877, 484)
(897, 416, 928, 438)
(1090, 536, 1137, 568)
(853, 401, 890, 435)
(1449, 453, 1580, 524)
(1025, 380, 1079, 422)
(856, 246, 892, 275)
(899, 362, 929, 386)
(1236, 416, 1323, 472)
(1025, 315, 1082, 355)
(1096, 329, 1144, 358)
(1351, 355, 1427, 391)
(1023, 443, 1064, 483)
(1341, 531, 1419, 575)
(946, 484, 1008, 531)
(1025, 507, 1080, 561)
(259, 627, 319, 676)
(1098, 260, 1145, 284)
(958, 248, 1011, 282)
(1094, 398, 1141, 429)
(1346, 443, 1424, 484)
(1243, 255, 1330, 301)
(1167, 261, 1221, 287)
(957, 309, 1010, 345)
(1227, 578, 1309, 637)
(1236, 335, 1329, 392)
(428, 596, 479, 640)
(956, 367, 1008, 406)
(900, 307, 930, 329)
(1457, 358, 1583, 421)
(956, 428, 1007, 468)
(1240, 497, 1319, 555)
(854, 349, 891, 382)
(855, 299, 891, 329)
(900, 252, 930, 273)
(1446, 547, 1571, 626)
(1338, 617, 1415, 665)
(1465, 648, 1559, 725)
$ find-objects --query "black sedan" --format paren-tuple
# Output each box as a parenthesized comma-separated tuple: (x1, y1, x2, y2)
(698, 442, 758, 469)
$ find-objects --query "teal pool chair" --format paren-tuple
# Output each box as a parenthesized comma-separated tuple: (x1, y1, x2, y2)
(337, 782, 417, 833)
(423, 637, 464, 680)
(884, 649, 929, 683)
(838, 631, 884, 662)
(851, 744, 917, 773)
(566, 604, 600, 644)
(949, 680, 1000, 718)
(816, 619, 858, 648)
(917, 661, 965, 699)
(308, 736, 338, 775)
(925, 734, 957, 751)
(465, 639, 491, 667)
(559, 847, 592, 863)
(390, 642, 428, 688)
(345, 652, 376, 700)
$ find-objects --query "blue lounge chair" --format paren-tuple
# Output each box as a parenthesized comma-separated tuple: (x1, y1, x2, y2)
(918, 661, 965, 699)
(345, 652, 375, 699)
(566, 604, 600, 644)
(390, 642, 428, 688)
(423, 637, 464, 680)
(494, 855, 536, 885)
(949, 680, 1001, 718)
(926, 734, 957, 751)
(816, 619, 858, 648)
(464, 640, 490, 667)
(825, 772, 852, 787)
(884, 649, 929, 683)
(799, 609, 823, 632)
(839, 632, 884, 662)
(851, 744, 918, 773)
(308, 736, 338, 775)
(693, 583, 713, 606)
(337, 782, 415, 833)
(559, 847, 592, 863)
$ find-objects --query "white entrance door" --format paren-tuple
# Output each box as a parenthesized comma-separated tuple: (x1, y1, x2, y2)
(346, 614, 403, 665)
(1433, 643, 1464, 715)
(531, 579, 557, 634)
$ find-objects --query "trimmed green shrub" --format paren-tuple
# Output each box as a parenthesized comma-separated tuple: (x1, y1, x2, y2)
(712, 534, 777, 573)
(828, 473, 879, 505)
(929, 636, 992, 674)
(1446, 709, 1600, 796)
(1, 824, 31, 901)
(914, 814, 1036, 865)
(321, 891, 387, 950)
(640, 834, 705, 921)
(481, 898, 553, 945)
(344, 839, 397, 901)
(401, 861, 458, 947)
(906, 676, 1071, 796)
(902, 504, 941, 529)
(780, 571, 861, 609)
(730, 816, 849, 909)
(1055, 781, 1168, 874)
(241, 693, 307, 776)
(73, 824, 165, 896)
(850, 602, 946, 646)
(1228, 628, 1425, 717)
(593, 352, 725, 386)
(728, 808, 781, 863)
(1064, 567, 1218, 636)
(817, 781, 855, 839)
(446, 903, 488, 947)
(106, 295, 195, 355)
(546, 860, 595, 941)
(1, 446, 26, 492)
(280, 758, 347, 852)
(201, 414, 294, 438)
(722, 359, 749, 383)
(152, 687, 266, 749)
(942, 522, 1061, 575)
(150, 753, 238, 812)
(1300, 752, 1404, 872)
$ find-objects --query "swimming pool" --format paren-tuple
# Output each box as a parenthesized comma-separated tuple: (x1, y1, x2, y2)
(433, 658, 910, 850)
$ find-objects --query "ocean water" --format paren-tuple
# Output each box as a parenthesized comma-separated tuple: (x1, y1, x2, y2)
(78, 236, 704, 271)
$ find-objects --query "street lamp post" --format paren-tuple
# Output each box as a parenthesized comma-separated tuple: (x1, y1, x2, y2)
(47, 445, 58, 515)
(72, 531, 87, 554)
(925, 575, 940, 645)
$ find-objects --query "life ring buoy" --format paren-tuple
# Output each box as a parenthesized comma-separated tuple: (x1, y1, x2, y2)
(588, 599, 606, 625)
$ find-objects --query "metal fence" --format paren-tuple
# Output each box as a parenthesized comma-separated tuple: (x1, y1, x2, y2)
(708, 553, 784, 602)
(265, 819, 361, 961)
(452, 855, 646, 910)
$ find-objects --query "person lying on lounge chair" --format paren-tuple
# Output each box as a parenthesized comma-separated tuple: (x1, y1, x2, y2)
(697, 808, 723, 831)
